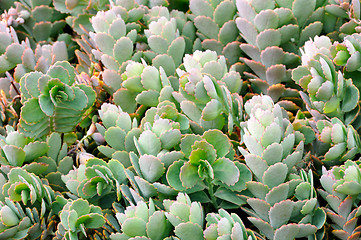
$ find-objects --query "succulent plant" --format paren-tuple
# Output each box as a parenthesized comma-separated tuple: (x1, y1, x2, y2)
(315, 117, 361, 166)
(235, 0, 330, 110)
(293, 40, 359, 124)
(89, 5, 139, 69)
(164, 192, 205, 240)
(96, 102, 141, 160)
(112, 60, 177, 113)
(54, 198, 105, 240)
(0, 167, 55, 208)
(140, 100, 190, 133)
(18, 61, 96, 138)
(111, 198, 173, 239)
(204, 208, 257, 240)
(319, 160, 361, 239)
(331, 33, 361, 89)
(2, 0, 67, 43)
(189, 0, 242, 66)
(239, 95, 326, 239)
(0, 197, 58, 240)
(0, 21, 28, 74)
(61, 158, 127, 208)
(174, 50, 243, 133)
(167, 129, 251, 209)
(13, 40, 69, 82)
(144, 16, 185, 75)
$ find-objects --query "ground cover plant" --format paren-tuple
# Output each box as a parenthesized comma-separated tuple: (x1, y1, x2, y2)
(2, 0, 361, 239)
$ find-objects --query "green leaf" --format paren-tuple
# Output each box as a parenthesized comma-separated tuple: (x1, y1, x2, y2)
(213, 158, 239, 186)
(147, 211, 172, 240)
(292, 0, 316, 27)
(113, 37, 133, 65)
(3, 145, 26, 166)
(174, 222, 204, 240)
(203, 129, 231, 158)
(256, 29, 281, 50)
(254, 9, 279, 32)
(139, 155, 165, 183)
(122, 217, 147, 237)
(269, 200, 294, 228)
(138, 130, 161, 156)
(194, 16, 219, 39)
(24, 142, 49, 162)
(180, 162, 200, 188)
(262, 162, 288, 188)
(148, 35, 169, 54)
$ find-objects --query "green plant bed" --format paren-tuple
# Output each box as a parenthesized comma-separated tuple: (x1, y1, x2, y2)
(1, 0, 361, 239)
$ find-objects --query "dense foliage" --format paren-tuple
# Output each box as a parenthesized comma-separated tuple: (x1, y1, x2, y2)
(2, 0, 361, 239)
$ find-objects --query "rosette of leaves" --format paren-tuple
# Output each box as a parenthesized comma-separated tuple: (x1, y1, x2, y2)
(144, 16, 186, 75)
(324, 0, 361, 39)
(315, 118, 361, 166)
(6, 0, 67, 43)
(0, 21, 28, 74)
(235, 0, 328, 106)
(54, 198, 105, 240)
(61, 158, 127, 208)
(89, 6, 140, 72)
(167, 129, 252, 209)
(0, 167, 54, 208)
(188, 0, 242, 66)
(140, 100, 190, 134)
(124, 116, 186, 199)
(110, 198, 173, 240)
(112, 60, 177, 113)
(0, 197, 56, 239)
(292, 52, 359, 124)
(204, 208, 257, 240)
(95, 103, 141, 162)
(163, 192, 205, 240)
(238, 44, 301, 109)
(174, 50, 243, 133)
(239, 95, 326, 239)
(13, 40, 69, 82)
(0, 127, 73, 190)
(18, 61, 96, 138)
(319, 160, 361, 239)
(331, 33, 361, 89)
(236, 0, 326, 52)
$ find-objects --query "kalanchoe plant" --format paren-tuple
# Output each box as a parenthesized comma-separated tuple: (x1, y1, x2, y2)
(292, 40, 360, 124)
(54, 198, 105, 240)
(0, 167, 54, 208)
(204, 208, 257, 240)
(235, 0, 329, 111)
(164, 192, 205, 240)
(315, 117, 361, 166)
(95, 102, 141, 161)
(2, 0, 67, 43)
(319, 160, 361, 239)
(174, 50, 243, 133)
(239, 95, 326, 239)
(167, 129, 252, 209)
(13, 40, 69, 82)
(18, 61, 96, 138)
(113, 60, 177, 113)
(0, 21, 28, 74)
(111, 198, 173, 239)
(144, 15, 185, 75)
(189, 0, 242, 66)
(0, 197, 57, 240)
(61, 158, 127, 208)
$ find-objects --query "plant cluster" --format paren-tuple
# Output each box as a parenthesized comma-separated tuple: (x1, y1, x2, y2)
(3, 0, 361, 239)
